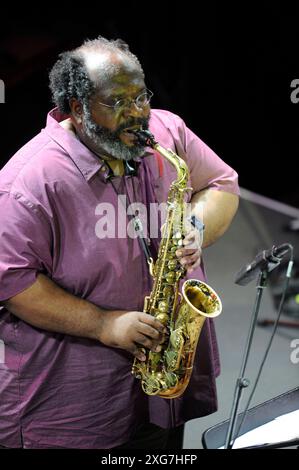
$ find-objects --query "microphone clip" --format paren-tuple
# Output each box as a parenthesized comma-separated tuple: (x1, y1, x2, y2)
(235, 244, 290, 286)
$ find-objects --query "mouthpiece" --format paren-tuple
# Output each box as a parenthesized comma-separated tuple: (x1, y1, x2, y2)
(131, 129, 157, 148)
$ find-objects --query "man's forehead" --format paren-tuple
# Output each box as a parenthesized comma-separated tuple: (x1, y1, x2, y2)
(94, 76, 146, 101)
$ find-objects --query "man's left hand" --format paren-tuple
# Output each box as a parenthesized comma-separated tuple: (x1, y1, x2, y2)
(175, 226, 202, 274)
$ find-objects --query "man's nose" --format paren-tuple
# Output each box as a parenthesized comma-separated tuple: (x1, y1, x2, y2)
(123, 101, 144, 118)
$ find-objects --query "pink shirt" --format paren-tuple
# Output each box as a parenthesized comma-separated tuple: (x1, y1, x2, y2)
(0, 108, 239, 448)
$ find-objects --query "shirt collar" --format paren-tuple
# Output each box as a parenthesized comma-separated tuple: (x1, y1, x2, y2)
(44, 108, 107, 182)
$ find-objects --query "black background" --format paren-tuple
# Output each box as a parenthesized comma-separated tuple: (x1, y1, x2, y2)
(0, 2, 298, 206)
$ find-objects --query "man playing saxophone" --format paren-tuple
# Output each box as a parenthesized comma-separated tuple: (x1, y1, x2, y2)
(0, 36, 239, 449)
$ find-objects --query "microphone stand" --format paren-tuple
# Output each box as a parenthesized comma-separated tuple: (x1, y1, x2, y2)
(224, 269, 268, 449)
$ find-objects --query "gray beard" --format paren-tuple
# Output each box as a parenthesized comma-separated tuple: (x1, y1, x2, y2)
(82, 106, 150, 161)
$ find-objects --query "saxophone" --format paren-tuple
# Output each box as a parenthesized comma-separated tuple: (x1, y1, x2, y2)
(131, 129, 222, 399)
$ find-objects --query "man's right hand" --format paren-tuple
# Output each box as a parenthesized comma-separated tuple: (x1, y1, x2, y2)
(99, 310, 167, 361)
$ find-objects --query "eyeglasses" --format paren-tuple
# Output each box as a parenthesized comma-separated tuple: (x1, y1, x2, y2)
(98, 89, 153, 113)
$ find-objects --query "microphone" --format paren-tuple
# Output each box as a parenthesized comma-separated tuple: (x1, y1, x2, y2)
(235, 243, 291, 286)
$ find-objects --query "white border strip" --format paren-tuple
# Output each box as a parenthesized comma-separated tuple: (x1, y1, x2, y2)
(240, 187, 299, 219)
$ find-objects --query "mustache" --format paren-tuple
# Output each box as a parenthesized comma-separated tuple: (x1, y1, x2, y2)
(116, 117, 149, 135)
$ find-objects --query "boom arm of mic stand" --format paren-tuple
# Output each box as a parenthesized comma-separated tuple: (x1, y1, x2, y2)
(224, 270, 268, 449)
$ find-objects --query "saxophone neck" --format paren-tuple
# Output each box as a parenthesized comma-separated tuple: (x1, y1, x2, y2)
(154, 143, 189, 191)
(133, 129, 190, 189)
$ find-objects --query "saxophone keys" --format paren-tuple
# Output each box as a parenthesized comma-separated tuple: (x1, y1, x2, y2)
(168, 259, 178, 270)
(155, 312, 168, 324)
(169, 246, 177, 257)
(173, 231, 182, 239)
(165, 271, 176, 284)
(171, 237, 182, 246)
(158, 301, 168, 313)
(163, 285, 173, 296)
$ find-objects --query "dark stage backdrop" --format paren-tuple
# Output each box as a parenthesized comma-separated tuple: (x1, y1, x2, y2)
(0, 3, 298, 206)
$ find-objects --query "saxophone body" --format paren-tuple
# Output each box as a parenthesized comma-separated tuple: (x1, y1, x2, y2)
(132, 130, 222, 399)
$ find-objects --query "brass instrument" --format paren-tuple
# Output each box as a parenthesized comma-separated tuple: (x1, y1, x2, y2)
(132, 129, 222, 399)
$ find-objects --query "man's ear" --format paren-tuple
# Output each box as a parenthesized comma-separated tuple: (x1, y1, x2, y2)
(69, 98, 83, 124)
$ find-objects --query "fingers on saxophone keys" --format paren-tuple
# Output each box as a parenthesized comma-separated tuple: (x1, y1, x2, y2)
(139, 321, 166, 340)
(176, 247, 197, 258)
(178, 254, 198, 267)
(181, 253, 201, 272)
(140, 313, 167, 334)
(133, 345, 146, 361)
(151, 344, 162, 353)
(136, 334, 162, 354)
(182, 231, 196, 244)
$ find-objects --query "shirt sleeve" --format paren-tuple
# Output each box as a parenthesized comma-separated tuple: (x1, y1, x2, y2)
(0, 192, 53, 301)
(164, 111, 240, 195)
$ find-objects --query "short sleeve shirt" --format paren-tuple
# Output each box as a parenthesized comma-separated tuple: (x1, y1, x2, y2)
(0, 108, 239, 448)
